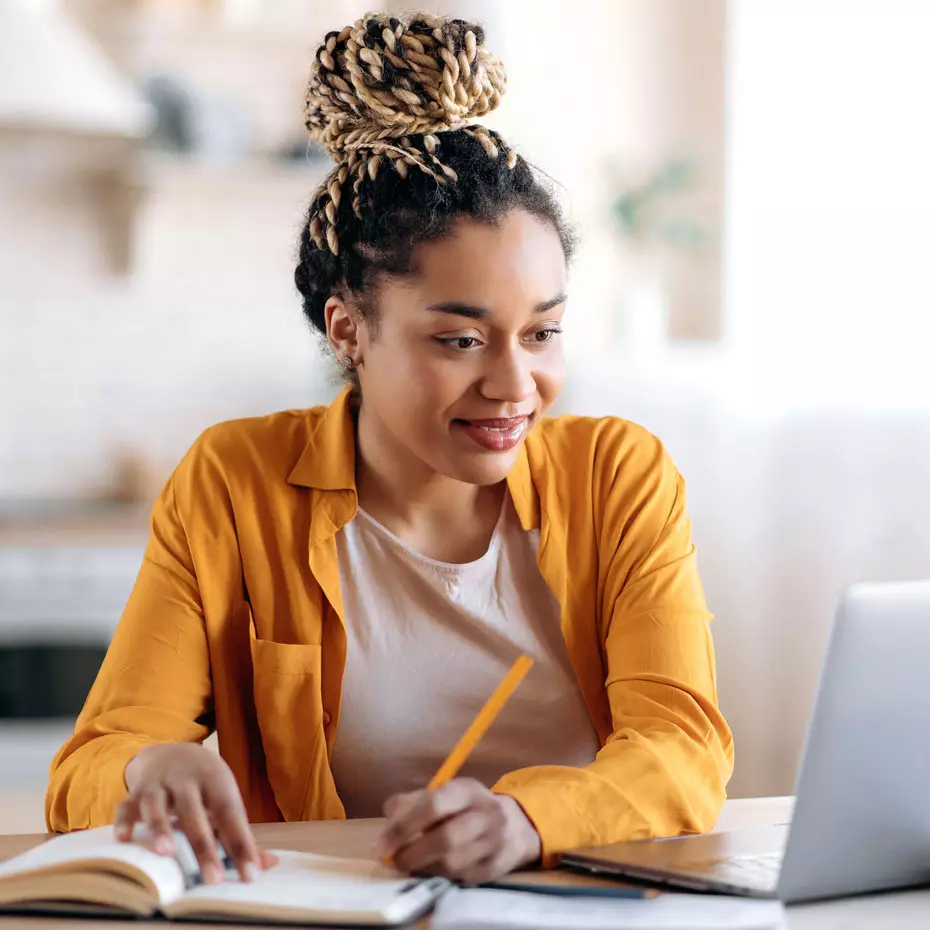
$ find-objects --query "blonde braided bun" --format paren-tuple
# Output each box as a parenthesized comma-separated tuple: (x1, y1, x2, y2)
(303, 12, 516, 255)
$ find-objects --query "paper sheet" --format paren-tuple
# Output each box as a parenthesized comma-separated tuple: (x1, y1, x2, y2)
(431, 887, 786, 930)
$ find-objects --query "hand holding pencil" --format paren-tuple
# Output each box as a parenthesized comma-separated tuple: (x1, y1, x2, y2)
(375, 655, 541, 885)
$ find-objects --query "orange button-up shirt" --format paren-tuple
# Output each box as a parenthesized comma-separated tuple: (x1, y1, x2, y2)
(47, 388, 733, 863)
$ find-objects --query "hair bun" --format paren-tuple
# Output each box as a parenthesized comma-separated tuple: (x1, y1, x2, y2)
(305, 13, 506, 160)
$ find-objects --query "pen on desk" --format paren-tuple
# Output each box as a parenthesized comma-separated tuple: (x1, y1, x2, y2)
(487, 878, 658, 899)
(381, 654, 535, 864)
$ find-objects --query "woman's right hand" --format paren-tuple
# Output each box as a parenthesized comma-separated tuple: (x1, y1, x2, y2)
(117, 742, 274, 884)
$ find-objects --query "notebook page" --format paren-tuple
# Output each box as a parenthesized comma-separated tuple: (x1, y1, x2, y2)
(431, 887, 786, 930)
(0, 826, 186, 907)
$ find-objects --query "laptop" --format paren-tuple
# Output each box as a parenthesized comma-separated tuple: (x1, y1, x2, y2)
(560, 581, 930, 904)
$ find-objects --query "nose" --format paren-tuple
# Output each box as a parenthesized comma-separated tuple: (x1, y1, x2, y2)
(479, 343, 536, 404)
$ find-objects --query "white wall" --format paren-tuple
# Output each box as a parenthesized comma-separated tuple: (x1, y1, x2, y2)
(0, 158, 334, 500)
(679, 0, 930, 794)
(725, 0, 930, 407)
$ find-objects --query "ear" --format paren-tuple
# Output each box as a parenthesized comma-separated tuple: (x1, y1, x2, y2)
(325, 295, 362, 366)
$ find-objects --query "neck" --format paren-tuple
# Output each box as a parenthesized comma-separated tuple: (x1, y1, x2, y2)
(353, 402, 505, 561)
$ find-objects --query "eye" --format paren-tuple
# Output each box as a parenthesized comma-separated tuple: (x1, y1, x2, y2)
(437, 336, 482, 351)
(529, 326, 563, 345)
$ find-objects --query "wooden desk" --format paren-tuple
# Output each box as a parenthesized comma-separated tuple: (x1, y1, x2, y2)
(2, 798, 929, 929)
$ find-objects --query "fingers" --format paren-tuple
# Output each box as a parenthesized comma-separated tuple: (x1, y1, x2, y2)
(172, 784, 225, 885)
(114, 795, 141, 843)
(139, 786, 175, 856)
(459, 852, 506, 887)
(209, 792, 262, 883)
(391, 809, 490, 877)
(383, 792, 418, 821)
(379, 779, 485, 859)
(114, 744, 272, 885)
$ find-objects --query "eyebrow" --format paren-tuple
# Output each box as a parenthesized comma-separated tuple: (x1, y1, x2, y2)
(424, 293, 567, 319)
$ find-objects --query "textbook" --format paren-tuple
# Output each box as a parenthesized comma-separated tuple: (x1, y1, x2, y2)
(0, 826, 448, 926)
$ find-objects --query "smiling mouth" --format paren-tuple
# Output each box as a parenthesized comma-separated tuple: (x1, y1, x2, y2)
(452, 415, 532, 452)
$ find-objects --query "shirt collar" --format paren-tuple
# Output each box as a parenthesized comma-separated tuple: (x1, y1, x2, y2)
(286, 386, 358, 492)
(286, 385, 540, 532)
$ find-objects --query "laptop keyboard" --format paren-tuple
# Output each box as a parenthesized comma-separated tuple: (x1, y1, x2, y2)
(682, 852, 783, 892)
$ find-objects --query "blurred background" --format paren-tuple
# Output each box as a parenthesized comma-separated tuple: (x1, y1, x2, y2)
(2, 0, 929, 833)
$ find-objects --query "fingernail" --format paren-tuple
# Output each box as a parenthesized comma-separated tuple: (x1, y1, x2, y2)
(205, 863, 224, 885)
(154, 835, 174, 855)
(243, 862, 258, 883)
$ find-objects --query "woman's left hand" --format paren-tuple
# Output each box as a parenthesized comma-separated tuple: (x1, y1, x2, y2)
(375, 778, 541, 884)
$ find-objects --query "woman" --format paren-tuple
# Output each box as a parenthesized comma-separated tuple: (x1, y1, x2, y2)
(47, 12, 733, 886)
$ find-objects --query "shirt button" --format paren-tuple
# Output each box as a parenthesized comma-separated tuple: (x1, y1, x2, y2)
(322, 711, 332, 725)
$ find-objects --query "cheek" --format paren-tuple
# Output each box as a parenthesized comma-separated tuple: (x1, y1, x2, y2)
(366, 335, 466, 411)
(533, 346, 565, 409)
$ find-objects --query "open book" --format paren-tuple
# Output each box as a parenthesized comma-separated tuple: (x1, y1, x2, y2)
(0, 826, 448, 926)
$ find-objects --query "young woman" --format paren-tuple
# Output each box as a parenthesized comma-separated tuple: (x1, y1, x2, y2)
(47, 13, 733, 886)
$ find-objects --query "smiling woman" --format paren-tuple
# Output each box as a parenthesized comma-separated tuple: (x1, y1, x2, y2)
(46, 11, 733, 890)
(330, 212, 568, 497)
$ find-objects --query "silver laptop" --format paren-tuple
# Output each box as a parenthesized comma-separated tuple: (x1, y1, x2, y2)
(561, 581, 930, 904)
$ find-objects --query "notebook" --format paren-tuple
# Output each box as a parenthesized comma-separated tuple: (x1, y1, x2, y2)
(0, 826, 447, 926)
(431, 887, 786, 930)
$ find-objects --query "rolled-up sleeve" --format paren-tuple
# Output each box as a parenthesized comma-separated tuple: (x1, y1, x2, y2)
(494, 442, 733, 864)
(46, 474, 213, 832)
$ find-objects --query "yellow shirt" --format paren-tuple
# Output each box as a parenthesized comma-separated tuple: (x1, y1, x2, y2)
(46, 388, 734, 863)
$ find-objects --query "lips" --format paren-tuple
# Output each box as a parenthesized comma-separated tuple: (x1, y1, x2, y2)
(453, 415, 531, 453)
(466, 417, 528, 430)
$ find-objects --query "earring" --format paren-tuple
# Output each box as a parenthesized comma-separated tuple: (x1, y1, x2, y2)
(340, 355, 356, 370)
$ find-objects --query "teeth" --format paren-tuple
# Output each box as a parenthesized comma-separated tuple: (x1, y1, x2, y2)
(476, 422, 524, 438)
(478, 424, 522, 432)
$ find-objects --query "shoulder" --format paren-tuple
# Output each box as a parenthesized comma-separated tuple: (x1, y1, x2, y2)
(170, 405, 328, 501)
(194, 408, 321, 466)
(525, 413, 684, 540)
(529, 413, 676, 489)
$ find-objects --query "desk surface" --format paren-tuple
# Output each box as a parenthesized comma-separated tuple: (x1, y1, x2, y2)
(2, 798, 929, 929)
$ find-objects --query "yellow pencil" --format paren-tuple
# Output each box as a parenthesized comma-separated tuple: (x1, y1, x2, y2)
(427, 654, 535, 789)
(380, 654, 534, 865)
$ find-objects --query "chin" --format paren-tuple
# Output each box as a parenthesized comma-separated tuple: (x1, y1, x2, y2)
(437, 448, 521, 486)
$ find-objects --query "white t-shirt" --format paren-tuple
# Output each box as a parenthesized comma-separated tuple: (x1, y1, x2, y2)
(330, 494, 600, 818)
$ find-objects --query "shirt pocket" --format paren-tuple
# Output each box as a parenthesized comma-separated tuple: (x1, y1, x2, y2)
(249, 622, 325, 822)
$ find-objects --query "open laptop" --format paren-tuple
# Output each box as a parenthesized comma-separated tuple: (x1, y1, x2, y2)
(560, 581, 930, 904)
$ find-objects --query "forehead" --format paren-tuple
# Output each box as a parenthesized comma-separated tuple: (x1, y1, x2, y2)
(395, 210, 567, 308)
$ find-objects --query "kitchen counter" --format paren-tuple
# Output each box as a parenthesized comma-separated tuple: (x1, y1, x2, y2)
(0, 505, 149, 645)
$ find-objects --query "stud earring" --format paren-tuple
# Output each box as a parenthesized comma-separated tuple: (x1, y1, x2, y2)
(340, 355, 356, 370)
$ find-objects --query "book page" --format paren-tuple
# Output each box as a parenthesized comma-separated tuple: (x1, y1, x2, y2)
(166, 850, 445, 923)
(0, 826, 186, 908)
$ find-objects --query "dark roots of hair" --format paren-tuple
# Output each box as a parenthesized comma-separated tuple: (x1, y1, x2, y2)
(294, 129, 575, 342)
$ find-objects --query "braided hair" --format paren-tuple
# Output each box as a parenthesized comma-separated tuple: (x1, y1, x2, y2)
(294, 12, 574, 344)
